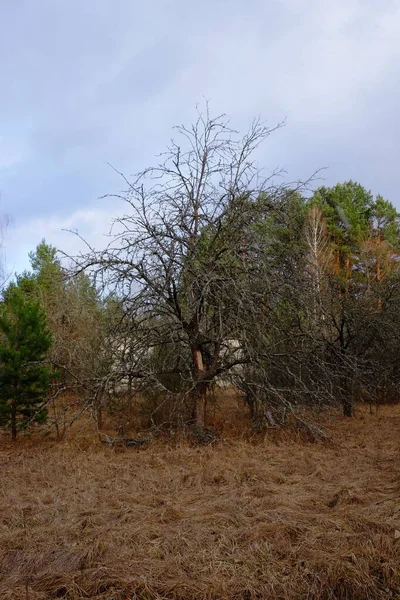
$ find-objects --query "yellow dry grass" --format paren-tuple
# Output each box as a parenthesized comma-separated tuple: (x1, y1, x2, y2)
(0, 403, 399, 600)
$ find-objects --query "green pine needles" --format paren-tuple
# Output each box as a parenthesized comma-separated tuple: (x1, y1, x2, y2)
(0, 286, 53, 440)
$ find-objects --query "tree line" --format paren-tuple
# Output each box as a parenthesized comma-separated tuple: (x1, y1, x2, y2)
(1, 110, 400, 439)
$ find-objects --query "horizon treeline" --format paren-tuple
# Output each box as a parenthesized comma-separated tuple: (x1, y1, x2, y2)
(2, 112, 400, 440)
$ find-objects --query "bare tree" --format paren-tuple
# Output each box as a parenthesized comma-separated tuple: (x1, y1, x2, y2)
(74, 107, 300, 428)
(303, 205, 333, 330)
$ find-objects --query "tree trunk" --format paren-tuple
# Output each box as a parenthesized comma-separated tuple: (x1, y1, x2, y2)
(192, 347, 207, 427)
(11, 403, 17, 441)
(339, 342, 353, 418)
(376, 253, 382, 310)
(52, 398, 60, 441)
(341, 372, 353, 417)
(345, 256, 351, 297)
(342, 395, 354, 418)
(193, 384, 207, 427)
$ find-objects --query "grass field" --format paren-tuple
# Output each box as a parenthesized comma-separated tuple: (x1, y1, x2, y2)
(0, 400, 399, 600)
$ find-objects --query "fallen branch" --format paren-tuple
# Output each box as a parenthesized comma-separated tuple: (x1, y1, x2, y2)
(99, 433, 152, 448)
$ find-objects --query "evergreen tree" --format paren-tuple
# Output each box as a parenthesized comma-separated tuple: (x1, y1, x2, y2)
(0, 286, 53, 440)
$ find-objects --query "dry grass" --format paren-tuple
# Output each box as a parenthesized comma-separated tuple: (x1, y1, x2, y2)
(0, 402, 399, 600)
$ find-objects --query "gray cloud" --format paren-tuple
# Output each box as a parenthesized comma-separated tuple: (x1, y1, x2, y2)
(1, 0, 400, 274)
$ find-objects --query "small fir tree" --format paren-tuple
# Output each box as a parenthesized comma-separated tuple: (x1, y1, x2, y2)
(0, 286, 53, 440)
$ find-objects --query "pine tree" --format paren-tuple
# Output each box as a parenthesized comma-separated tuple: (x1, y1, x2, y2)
(0, 286, 53, 440)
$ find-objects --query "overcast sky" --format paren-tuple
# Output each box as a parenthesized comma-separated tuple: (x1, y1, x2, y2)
(1, 0, 399, 275)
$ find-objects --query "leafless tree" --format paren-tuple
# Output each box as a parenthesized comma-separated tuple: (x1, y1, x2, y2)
(74, 107, 308, 428)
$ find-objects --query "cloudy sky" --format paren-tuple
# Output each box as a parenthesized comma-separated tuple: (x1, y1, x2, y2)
(1, 0, 399, 275)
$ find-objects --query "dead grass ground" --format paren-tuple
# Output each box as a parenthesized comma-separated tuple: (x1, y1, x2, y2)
(0, 402, 399, 600)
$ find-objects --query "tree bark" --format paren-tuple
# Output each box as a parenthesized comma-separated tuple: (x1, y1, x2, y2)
(341, 372, 354, 417)
(193, 384, 207, 427)
(345, 256, 351, 297)
(192, 347, 207, 427)
(342, 395, 354, 418)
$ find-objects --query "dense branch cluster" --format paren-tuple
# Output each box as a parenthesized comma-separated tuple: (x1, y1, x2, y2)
(2, 109, 400, 438)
